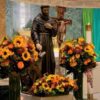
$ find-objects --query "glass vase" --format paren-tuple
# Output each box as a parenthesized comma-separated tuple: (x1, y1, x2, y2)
(73, 71, 83, 100)
(9, 72, 20, 100)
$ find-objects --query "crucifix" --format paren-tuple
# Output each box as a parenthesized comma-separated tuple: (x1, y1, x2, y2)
(52, 6, 72, 47)
(52, 6, 72, 75)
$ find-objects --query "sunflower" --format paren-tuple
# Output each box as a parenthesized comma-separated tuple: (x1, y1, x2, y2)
(33, 89, 38, 93)
(78, 37, 85, 45)
(84, 45, 93, 53)
(13, 36, 27, 48)
(46, 87, 52, 92)
(33, 51, 38, 61)
(2, 48, 13, 59)
(56, 85, 61, 90)
(34, 82, 39, 86)
(59, 87, 64, 92)
(22, 51, 31, 61)
(42, 83, 49, 89)
(47, 74, 53, 80)
(90, 43, 95, 49)
(65, 41, 73, 47)
(68, 78, 76, 87)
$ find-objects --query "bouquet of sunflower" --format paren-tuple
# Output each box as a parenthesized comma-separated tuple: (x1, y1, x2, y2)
(31, 74, 78, 96)
(0, 35, 38, 75)
(60, 37, 96, 74)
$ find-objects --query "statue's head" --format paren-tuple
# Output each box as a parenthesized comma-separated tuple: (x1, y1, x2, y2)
(41, 5, 49, 16)
(56, 6, 66, 19)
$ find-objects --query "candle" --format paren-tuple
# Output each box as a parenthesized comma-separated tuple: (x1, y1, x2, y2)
(86, 23, 94, 100)
(86, 23, 92, 43)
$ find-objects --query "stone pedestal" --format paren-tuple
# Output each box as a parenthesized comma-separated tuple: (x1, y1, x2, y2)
(21, 93, 73, 100)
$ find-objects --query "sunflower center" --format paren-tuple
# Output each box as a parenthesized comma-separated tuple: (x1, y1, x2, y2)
(4, 51, 7, 55)
(17, 40, 21, 44)
(44, 84, 48, 87)
(24, 53, 27, 58)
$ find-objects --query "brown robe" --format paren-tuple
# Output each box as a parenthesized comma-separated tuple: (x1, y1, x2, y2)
(31, 13, 57, 75)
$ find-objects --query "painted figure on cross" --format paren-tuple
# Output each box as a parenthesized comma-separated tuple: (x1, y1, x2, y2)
(56, 6, 72, 47)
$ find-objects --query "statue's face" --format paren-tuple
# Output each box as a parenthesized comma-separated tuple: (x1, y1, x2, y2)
(57, 7, 65, 19)
(42, 7, 49, 16)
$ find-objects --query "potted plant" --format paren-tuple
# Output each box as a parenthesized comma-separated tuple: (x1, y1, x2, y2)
(28, 74, 78, 100)
(0, 35, 39, 100)
(60, 37, 96, 100)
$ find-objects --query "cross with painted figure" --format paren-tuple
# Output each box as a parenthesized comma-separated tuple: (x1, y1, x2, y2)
(52, 6, 72, 47)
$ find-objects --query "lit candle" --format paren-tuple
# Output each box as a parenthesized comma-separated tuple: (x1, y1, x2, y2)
(86, 23, 92, 43)
(86, 23, 94, 100)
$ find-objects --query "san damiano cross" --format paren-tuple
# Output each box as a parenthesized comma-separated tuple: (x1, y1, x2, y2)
(54, 6, 72, 47)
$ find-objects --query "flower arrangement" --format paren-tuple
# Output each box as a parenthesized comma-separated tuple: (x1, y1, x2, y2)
(0, 35, 39, 74)
(60, 37, 96, 74)
(31, 74, 78, 96)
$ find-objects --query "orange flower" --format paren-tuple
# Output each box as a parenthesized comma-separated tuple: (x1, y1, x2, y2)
(51, 84, 55, 89)
(75, 54, 80, 59)
(84, 60, 89, 65)
(17, 61, 24, 70)
(84, 60, 88, 65)
(84, 58, 91, 65)
(28, 42, 35, 50)
(68, 78, 76, 87)
(87, 58, 91, 63)
(2, 40, 9, 45)
(70, 56, 75, 62)
(1, 60, 10, 67)
(0, 48, 3, 56)
(8, 43, 14, 49)
(0, 51, 2, 56)
(52, 77, 59, 83)
(68, 49, 73, 54)
(70, 61, 77, 67)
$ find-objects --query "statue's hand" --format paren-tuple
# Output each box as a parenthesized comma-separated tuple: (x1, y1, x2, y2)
(36, 43, 42, 51)
(44, 23, 53, 29)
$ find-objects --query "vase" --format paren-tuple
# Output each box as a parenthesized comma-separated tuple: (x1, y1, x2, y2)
(21, 93, 73, 100)
(9, 72, 20, 100)
(73, 71, 83, 100)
